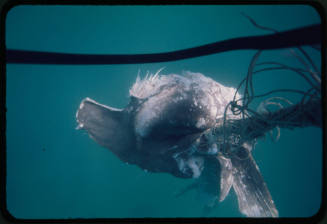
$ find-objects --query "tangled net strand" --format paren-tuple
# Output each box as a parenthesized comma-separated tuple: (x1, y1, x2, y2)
(218, 14, 321, 159)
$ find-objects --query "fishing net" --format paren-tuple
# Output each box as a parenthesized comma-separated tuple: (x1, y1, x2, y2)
(216, 15, 321, 158)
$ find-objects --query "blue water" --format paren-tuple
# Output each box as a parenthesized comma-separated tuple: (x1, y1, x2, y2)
(5, 5, 322, 219)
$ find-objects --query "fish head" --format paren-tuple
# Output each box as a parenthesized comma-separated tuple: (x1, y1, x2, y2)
(76, 72, 239, 178)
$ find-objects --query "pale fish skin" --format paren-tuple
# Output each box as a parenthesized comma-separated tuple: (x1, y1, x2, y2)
(76, 71, 278, 217)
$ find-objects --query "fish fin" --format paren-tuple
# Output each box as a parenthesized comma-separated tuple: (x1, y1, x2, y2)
(196, 157, 221, 209)
(230, 146, 279, 217)
(76, 98, 133, 160)
(217, 155, 233, 202)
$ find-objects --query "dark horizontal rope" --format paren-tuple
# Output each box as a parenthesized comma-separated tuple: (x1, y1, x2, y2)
(6, 24, 320, 65)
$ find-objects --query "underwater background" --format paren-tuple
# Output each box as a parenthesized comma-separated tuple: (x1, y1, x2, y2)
(5, 5, 322, 219)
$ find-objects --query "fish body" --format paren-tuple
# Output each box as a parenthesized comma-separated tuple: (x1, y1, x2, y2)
(76, 71, 278, 217)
